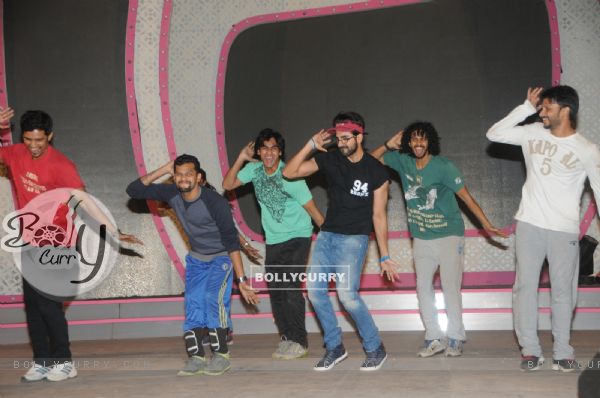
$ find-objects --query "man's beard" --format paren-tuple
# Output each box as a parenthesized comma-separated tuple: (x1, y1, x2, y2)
(339, 145, 357, 157)
(176, 184, 195, 193)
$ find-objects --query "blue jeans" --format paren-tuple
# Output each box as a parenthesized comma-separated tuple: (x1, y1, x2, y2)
(307, 231, 381, 352)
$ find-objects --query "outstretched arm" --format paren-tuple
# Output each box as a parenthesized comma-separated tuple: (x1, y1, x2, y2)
(372, 181, 399, 281)
(455, 186, 507, 238)
(222, 141, 256, 191)
(370, 130, 403, 163)
(282, 130, 330, 179)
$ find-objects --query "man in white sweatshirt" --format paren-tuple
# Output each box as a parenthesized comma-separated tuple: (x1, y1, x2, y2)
(486, 85, 600, 372)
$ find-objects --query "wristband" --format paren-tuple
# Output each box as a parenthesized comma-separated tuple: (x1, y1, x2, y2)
(310, 137, 317, 150)
(237, 276, 248, 284)
(383, 141, 393, 151)
(379, 255, 391, 263)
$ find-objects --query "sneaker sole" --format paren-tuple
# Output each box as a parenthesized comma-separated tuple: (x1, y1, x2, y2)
(417, 347, 445, 358)
(359, 354, 387, 371)
(177, 369, 204, 376)
(552, 364, 576, 373)
(204, 366, 231, 376)
(444, 350, 463, 357)
(47, 373, 77, 382)
(313, 351, 348, 371)
(277, 350, 309, 360)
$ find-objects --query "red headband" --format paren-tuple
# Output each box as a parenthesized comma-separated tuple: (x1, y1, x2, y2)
(326, 121, 365, 135)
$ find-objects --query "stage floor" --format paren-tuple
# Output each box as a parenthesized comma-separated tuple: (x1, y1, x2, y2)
(2, 331, 599, 398)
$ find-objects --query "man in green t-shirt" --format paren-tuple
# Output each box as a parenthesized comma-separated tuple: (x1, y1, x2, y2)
(371, 121, 506, 357)
(223, 128, 324, 359)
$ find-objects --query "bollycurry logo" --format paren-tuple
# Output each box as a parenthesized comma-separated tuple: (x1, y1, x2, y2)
(1, 188, 119, 299)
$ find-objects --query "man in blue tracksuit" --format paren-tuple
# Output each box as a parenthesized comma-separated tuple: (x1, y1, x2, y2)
(126, 154, 258, 376)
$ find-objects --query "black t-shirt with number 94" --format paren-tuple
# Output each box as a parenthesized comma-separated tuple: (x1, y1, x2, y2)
(315, 150, 389, 235)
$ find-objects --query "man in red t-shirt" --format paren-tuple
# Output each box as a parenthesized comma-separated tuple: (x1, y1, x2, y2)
(1, 109, 139, 382)
(0, 109, 84, 382)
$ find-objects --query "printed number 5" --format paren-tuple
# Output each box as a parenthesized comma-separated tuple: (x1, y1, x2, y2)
(541, 158, 551, 175)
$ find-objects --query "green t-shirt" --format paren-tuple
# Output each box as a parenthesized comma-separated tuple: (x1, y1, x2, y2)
(383, 152, 465, 239)
(237, 160, 313, 244)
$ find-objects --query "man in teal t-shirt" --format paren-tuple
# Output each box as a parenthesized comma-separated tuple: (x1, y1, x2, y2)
(372, 121, 505, 358)
(223, 128, 324, 359)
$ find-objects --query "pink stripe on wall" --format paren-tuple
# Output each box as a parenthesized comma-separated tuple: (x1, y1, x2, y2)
(0, 0, 9, 146)
(159, 0, 177, 160)
(125, 0, 185, 279)
(214, 0, 569, 243)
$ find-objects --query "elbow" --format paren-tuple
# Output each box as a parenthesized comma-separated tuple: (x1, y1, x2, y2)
(222, 181, 232, 191)
(125, 181, 139, 198)
(282, 167, 294, 179)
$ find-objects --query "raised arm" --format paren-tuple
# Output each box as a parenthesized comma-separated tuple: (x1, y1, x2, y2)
(486, 87, 542, 145)
(455, 186, 507, 238)
(282, 130, 329, 179)
(372, 181, 399, 281)
(222, 141, 256, 191)
(126, 160, 177, 202)
(370, 130, 403, 163)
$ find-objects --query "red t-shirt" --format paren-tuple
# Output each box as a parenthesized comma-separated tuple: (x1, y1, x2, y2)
(0, 143, 85, 208)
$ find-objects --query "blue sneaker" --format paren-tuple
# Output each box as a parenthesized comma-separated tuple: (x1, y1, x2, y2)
(313, 344, 347, 371)
(360, 344, 387, 371)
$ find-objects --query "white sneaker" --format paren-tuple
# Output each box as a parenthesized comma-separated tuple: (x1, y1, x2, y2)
(417, 339, 446, 358)
(21, 363, 51, 382)
(46, 361, 77, 381)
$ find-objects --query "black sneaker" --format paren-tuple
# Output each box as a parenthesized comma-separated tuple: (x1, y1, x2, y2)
(520, 355, 544, 371)
(360, 344, 387, 371)
(552, 359, 578, 373)
(313, 344, 348, 371)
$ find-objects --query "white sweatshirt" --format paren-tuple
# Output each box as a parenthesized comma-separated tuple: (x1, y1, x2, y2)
(486, 100, 600, 234)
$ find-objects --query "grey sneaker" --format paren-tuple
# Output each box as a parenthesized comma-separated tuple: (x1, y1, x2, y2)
(520, 355, 545, 371)
(204, 352, 231, 376)
(46, 361, 77, 382)
(360, 344, 387, 371)
(552, 359, 578, 373)
(277, 342, 308, 360)
(272, 339, 292, 359)
(21, 363, 51, 382)
(445, 339, 463, 357)
(417, 339, 445, 358)
(177, 355, 206, 376)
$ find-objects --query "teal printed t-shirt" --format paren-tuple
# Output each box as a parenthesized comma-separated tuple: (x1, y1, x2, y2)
(383, 152, 465, 240)
(237, 160, 313, 244)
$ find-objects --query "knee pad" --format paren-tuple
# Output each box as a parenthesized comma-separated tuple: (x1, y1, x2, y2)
(209, 328, 228, 354)
(183, 328, 205, 357)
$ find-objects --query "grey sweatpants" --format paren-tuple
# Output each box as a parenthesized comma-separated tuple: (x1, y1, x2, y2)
(513, 221, 579, 360)
(413, 236, 466, 341)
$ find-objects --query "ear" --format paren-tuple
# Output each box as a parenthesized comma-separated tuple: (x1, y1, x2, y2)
(356, 134, 364, 145)
(47, 132, 54, 142)
(559, 106, 571, 120)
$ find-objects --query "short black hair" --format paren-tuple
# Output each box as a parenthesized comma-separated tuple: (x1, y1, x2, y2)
(174, 154, 201, 173)
(401, 121, 441, 156)
(540, 85, 579, 129)
(254, 128, 285, 160)
(20, 110, 53, 135)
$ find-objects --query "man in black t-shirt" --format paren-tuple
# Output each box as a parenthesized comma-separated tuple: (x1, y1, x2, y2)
(284, 111, 398, 372)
